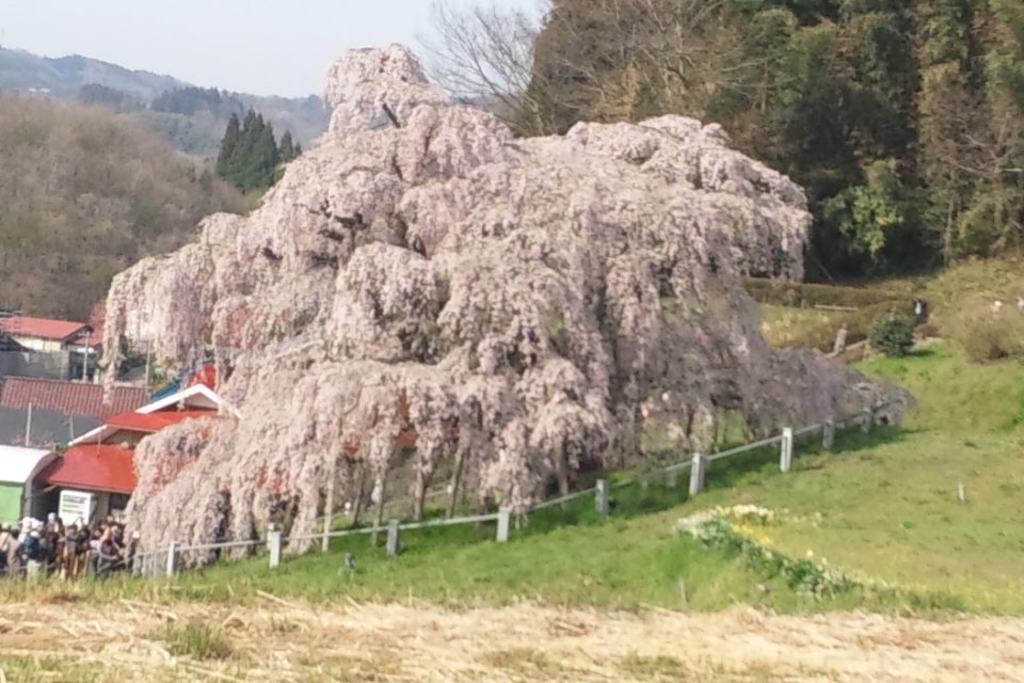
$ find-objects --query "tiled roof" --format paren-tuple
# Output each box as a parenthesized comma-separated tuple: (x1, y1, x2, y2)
(0, 316, 89, 342)
(40, 443, 136, 494)
(0, 378, 148, 420)
(104, 409, 219, 433)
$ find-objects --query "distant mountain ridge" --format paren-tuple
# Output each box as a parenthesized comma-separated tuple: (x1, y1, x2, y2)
(0, 47, 329, 158)
(0, 47, 188, 99)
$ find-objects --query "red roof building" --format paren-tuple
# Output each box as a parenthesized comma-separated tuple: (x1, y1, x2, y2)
(36, 383, 231, 520)
(0, 316, 90, 343)
(104, 410, 218, 434)
(0, 311, 105, 383)
(0, 378, 148, 420)
(41, 443, 137, 494)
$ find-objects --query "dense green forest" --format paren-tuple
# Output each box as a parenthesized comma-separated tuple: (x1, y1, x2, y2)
(0, 97, 245, 319)
(503, 0, 1024, 279)
(216, 110, 301, 194)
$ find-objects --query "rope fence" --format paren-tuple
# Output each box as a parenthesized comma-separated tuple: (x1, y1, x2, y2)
(138, 403, 895, 579)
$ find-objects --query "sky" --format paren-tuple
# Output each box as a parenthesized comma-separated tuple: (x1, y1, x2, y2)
(0, 0, 543, 97)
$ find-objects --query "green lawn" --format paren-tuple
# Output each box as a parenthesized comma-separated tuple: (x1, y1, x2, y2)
(11, 343, 1023, 616)
(692, 344, 1024, 613)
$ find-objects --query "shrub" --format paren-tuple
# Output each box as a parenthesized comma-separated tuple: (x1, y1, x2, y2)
(771, 301, 906, 352)
(945, 301, 1024, 363)
(869, 316, 916, 357)
(159, 622, 233, 660)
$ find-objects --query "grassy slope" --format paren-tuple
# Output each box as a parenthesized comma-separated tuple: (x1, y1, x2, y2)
(702, 344, 1024, 612)
(30, 342, 1018, 616)
(760, 305, 836, 347)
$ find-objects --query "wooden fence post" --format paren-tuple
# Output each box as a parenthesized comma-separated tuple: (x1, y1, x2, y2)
(165, 541, 176, 578)
(823, 418, 835, 450)
(688, 453, 705, 496)
(780, 427, 794, 472)
(385, 519, 401, 557)
(595, 479, 610, 515)
(862, 406, 873, 434)
(496, 507, 511, 542)
(268, 526, 282, 568)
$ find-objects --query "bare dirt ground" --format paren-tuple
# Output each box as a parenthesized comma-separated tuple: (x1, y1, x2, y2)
(0, 597, 1021, 682)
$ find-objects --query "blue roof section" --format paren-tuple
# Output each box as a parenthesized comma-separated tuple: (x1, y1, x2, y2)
(149, 380, 181, 403)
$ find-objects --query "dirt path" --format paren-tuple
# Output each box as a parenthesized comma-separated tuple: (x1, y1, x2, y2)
(0, 598, 1021, 682)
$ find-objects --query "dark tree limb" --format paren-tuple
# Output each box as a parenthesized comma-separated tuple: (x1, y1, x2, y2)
(382, 103, 401, 129)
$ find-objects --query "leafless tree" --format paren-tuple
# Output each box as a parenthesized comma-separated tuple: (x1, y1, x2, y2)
(418, 1, 557, 135)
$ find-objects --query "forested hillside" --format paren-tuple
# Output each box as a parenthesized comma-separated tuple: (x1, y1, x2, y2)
(0, 48, 329, 158)
(0, 96, 245, 320)
(133, 86, 326, 158)
(446, 0, 1024, 279)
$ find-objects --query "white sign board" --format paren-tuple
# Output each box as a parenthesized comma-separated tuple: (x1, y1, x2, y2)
(59, 489, 96, 526)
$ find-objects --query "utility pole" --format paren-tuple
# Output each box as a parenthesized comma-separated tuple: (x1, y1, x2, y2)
(143, 340, 152, 395)
(24, 403, 32, 447)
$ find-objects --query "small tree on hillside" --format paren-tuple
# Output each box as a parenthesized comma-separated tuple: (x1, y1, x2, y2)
(869, 315, 915, 357)
(278, 130, 296, 162)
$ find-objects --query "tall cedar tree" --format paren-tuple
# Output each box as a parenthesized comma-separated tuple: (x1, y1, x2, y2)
(216, 113, 240, 178)
(216, 109, 293, 194)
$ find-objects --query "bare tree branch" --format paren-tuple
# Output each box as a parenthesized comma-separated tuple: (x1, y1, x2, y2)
(418, 1, 552, 133)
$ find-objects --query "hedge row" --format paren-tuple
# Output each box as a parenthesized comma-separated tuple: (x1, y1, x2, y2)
(744, 278, 910, 309)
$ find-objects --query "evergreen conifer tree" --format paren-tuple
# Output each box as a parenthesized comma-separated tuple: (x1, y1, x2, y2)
(216, 114, 241, 178)
(279, 131, 295, 162)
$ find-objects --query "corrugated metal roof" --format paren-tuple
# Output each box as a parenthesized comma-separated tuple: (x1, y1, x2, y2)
(0, 445, 54, 484)
(41, 444, 136, 494)
(0, 379, 148, 420)
(0, 407, 101, 448)
(0, 316, 89, 342)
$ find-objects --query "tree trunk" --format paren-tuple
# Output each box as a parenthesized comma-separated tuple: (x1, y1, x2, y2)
(371, 474, 386, 547)
(554, 444, 569, 509)
(321, 456, 338, 553)
(944, 196, 955, 266)
(446, 447, 466, 519)
(413, 464, 431, 522)
(475, 496, 488, 528)
(351, 463, 366, 527)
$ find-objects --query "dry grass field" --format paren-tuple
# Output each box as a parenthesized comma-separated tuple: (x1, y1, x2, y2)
(1, 595, 1022, 682)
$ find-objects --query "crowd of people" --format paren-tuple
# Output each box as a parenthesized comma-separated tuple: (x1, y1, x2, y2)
(0, 514, 141, 580)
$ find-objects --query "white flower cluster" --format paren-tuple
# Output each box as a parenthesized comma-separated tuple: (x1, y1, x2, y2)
(677, 504, 778, 534)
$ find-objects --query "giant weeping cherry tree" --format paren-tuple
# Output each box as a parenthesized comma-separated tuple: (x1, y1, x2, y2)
(104, 45, 908, 562)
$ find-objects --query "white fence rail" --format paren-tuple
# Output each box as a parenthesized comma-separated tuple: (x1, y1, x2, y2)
(138, 404, 891, 579)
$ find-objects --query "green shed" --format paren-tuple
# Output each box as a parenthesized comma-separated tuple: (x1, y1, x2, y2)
(0, 446, 56, 526)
